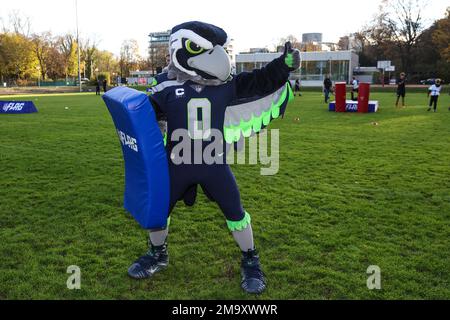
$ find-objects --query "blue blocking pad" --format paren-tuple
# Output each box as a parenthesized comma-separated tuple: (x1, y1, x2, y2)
(103, 87, 170, 229)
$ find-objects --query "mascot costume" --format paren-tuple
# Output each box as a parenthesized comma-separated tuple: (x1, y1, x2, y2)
(103, 21, 300, 294)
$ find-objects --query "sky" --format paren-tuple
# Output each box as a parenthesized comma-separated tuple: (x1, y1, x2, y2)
(0, 0, 448, 57)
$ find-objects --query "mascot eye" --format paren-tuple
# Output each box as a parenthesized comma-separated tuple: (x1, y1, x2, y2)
(185, 40, 205, 54)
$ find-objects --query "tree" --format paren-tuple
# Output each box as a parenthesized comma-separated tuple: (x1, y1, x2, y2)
(148, 46, 168, 74)
(350, 0, 444, 82)
(380, 0, 426, 73)
(278, 35, 302, 51)
(96, 50, 119, 78)
(58, 34, 79, 79)
(2, 10, 32, 37)
(32, 32, 53, 80)
(120, 39, 140, 77)
(432, 8, 450, 63)
(46, 46, 66, 80)
(358, 4, 400, 64)
(0, 32, 38, 82)
(81, 40, 98, 80)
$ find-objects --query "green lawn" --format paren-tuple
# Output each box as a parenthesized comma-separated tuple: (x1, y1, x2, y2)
(0, 90, 449, 300)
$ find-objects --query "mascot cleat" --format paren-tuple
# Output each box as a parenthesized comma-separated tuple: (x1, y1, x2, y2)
(128, 243, 169, 280)
(241, 249, 266, 295)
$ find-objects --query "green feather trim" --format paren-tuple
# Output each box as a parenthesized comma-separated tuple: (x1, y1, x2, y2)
(224, 82, 292, 144)
(287, 83, 294, 102)
(227, 212, 252, 232)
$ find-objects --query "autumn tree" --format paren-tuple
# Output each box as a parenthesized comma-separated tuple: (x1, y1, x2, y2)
(81, 40, 98, 80)
(96, 50, 120, 79)
(0, 32, 38, 82)
(432, 8, 450, 64)
(349, 0, 449, 82)
(45, 45, 66, 80)
(58, 34, 79, 79)
(32, 32, 54, 80)
(1, 10, 122, 84)
(120, 39, 140, 77)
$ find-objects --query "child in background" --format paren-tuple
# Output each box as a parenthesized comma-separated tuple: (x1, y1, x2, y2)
(351, 77, 359, 101)
(427, 79, 442, 112)
(294, 79, 302, 97)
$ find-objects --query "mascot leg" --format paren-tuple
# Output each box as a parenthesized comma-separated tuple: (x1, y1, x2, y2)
(228, 214, 266, 295)
(149, 226, 169, 247)
(128, 218, 170, 280)
(128, 163, 196, 280)
(200, 165, 266, 294)
(232, 221, 254, 252)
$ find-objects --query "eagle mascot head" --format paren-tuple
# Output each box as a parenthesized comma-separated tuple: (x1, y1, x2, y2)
(167, 21, 232, 86)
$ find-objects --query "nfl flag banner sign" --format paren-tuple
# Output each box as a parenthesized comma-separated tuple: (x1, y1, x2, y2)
(102, 87, 170, 229)
(329, 101, 379, 113)
(1, 101, 38, 114)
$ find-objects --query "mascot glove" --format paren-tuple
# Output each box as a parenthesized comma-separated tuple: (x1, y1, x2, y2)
(283, 42, 301, 72)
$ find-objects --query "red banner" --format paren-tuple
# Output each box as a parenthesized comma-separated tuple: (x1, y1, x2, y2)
(357, 83, 370, 113)
(335, 83, 347, 113)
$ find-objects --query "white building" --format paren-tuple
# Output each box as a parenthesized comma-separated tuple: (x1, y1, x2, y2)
(302, 33, 323, 43)
(225, 38, 236, 70)
(235, 50, 359, 86)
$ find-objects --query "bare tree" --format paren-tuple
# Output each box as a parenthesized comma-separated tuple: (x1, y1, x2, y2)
(0, 17, 7, 33)
(8, 10, 32, 37)
(278, 35, 302, 51)
(382, 0, 425, 72)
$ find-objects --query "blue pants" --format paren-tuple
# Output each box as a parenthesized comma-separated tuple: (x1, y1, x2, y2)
(168, 162, 246, 222)
(324, 89, 331, 103)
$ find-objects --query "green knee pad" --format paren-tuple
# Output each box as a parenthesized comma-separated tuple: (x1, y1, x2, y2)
(227, 212, 251, 232)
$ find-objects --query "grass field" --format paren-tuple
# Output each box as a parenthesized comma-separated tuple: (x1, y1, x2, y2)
(0, 89, 449, 300)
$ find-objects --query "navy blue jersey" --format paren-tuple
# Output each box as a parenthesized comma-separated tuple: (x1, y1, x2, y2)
(149, 56, 290, 161)
(150, 72, 235, 145)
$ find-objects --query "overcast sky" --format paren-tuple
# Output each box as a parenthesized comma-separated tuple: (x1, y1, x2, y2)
(1, 0, 448, 56)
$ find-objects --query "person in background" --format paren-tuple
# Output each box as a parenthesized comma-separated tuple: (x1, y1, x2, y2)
(162, 54, 171, 73)
(95, 80, 101, 96)
(294, 79, 302, 97)
(103, 79, 108, 93)
(323, 75, 332, 103)
(427, 79, 442, 112)
(395, 72, 407, 108)
(351, 77, 359, 101)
